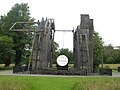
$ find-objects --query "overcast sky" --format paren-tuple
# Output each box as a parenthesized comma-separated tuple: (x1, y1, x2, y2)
(1, 0, 120, 50)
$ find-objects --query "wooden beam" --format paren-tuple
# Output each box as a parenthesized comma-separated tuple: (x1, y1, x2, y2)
(10, 22, 39, 30)
(14, 22, 38, 24)
(11, 28, 44, 32)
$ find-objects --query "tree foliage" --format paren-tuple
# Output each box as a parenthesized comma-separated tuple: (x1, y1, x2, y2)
(103, 44, 114, 64)
(93, 31, 104, 69)
(7, 3, 34, 66)
(58, 48, 73, 64)
(52, 47, 73, 64)
(93, 32, 120, 68)
(0, 36, 14, 66)
(103, 45, 120, 64)
(0, 3, 34, 66)
(52, 42, 59, 63)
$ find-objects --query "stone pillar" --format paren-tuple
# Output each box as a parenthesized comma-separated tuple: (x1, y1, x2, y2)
(31, 18, 54, 71)
(74, 14, 94, 74)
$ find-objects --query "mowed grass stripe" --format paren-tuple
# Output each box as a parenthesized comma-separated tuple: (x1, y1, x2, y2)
(0, 75, 120, 90)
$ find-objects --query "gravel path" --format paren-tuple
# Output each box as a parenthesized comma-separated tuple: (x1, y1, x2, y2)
(0, 70, 13, 75)
(1, 70, 120, 77)
(112, 72, 120, 77)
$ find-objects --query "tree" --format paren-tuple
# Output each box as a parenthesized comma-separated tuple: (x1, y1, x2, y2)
(93, 32, 104, 69)
(102, 44, 120, 64)
(58, 48, 73, 64)
(0, 15, 14, 66)
(52, 42, 59, 63)
(113, 49, 120, 63)
(0, 36, 13, 66)
(1, 3, 34, 66)
(103, 44, 114, 64)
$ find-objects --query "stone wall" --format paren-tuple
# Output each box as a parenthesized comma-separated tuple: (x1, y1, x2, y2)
(74, 14, 94, 74)
(31, 18, 54, 71)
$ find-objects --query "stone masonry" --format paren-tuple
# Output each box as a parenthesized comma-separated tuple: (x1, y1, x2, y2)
(74, 14, 94, 74)
(31, 18, 55, 71)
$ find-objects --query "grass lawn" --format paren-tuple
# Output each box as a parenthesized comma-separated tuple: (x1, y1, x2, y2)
(99, 64, 120, 69)
(0, 75, 120, 90)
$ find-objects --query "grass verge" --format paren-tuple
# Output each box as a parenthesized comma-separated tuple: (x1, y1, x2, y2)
(0, 75, 120, 90)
